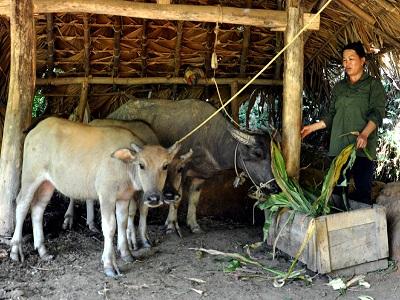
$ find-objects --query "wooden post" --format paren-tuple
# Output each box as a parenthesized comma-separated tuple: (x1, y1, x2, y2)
(76, 78, 89, 122)
(111, 16, 121, 91)
(0, 0, 35, 236)
(231, 81, 239, 125)
(282, 0, 303, 179)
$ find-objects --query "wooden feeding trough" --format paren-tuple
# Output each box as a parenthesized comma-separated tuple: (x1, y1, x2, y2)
(267, 201, 389, 276)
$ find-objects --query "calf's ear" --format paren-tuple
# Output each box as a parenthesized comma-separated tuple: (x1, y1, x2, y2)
(180, 148, 193, 163)
(168, 142, 181, 158)
(111, 148, 137, 163)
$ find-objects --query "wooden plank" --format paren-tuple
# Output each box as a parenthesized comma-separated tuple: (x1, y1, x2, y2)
(325, 207, 376, 231)
(329, 259, 388, 277)
(0, 0, 321, 31)
(0, 0, 35, 235)
(374, 205, 389, 259)
(36, 76, 283, 86)
(329, 222, 378, 270)
(316, 216, 331, 273)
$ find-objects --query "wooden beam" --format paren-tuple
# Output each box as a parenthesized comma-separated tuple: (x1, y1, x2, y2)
(140, 19, 147, 77)
(157, 0, 171, 4)
(83, 14, 90, 76)
(172, 21, 183, 100)
(45, 13, 55, 77)
(204, 24, 214, 79)
(282, 3, 304, 179)
(274, 0, 284, 80)
(0, 0, 320, 31)
(0, 0, 35, 236)
(111, 15, 121, 90)
(337, 0, 376, 25)
(36, 76, 283, 86)
(239, 0, 252, 76)
(174, 21, 183, 77)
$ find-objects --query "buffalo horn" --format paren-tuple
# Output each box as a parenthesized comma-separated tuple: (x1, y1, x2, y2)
(229, 127, 256, 145)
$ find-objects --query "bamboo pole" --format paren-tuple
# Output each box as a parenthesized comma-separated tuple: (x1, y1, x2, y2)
(45, 13, 55, 77)
(282, 2, 303, 179)
(0, 0, 320, 31)
(35, 76, 283, 86)
(0, 0, 35, 236)
(111, 15, 121, 91)
(140, 19, 147, 77)
(172, 21, 183, 100)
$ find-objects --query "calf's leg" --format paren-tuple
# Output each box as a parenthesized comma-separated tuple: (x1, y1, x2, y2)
(31, 181, 55, 260)
(126, 198, 138, 251)
(62, 198, 75, 230)
(138, 201, 151, 248)
(99, 195, 120, 277)
(116, 199, 133, 262)
(165, 196, 182, 237)
(10, 177, 46, 262)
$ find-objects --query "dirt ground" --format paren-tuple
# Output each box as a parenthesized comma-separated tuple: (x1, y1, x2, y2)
(1, 200, 399, 300)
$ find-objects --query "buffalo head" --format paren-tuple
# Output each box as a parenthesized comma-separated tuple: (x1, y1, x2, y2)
(229, 127, 278, 193)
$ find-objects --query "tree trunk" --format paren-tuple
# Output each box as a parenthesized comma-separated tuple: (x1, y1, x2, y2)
(0, 0, 35, 236)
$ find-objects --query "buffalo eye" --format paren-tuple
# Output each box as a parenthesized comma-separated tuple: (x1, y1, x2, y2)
(177, 167, 183, 173)
(252, 149, 263, 159)
(139, 163, 145, 170)
(162, 164, 169, 170)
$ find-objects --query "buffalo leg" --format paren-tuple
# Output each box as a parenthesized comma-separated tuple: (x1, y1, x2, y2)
(10, 177, 45, 262)
(99, 195, 119, 277)
(31, 181, 55, 260)
(116, 199, 133, 262)
(186, 178, 205, 233)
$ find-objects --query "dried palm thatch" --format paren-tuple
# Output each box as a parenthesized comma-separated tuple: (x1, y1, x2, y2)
(0, 0, 399, 126)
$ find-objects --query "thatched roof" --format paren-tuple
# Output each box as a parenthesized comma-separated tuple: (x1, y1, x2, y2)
(0, 0, 400, 121)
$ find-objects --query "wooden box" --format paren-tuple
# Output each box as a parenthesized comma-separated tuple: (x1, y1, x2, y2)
(267, 202, 389, 275)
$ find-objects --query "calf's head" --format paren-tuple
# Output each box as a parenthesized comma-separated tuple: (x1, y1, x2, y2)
(112, 142, 181, 207)
(163, 149, 193, 204)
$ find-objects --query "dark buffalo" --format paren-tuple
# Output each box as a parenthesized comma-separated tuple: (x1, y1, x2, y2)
(108, 99, 276, 232)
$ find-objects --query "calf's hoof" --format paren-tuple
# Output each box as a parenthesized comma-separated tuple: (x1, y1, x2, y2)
(142, 240, 152, 249)
(190, 224, 203, 234)
(104, 267, 121, 278)
(10, 243, 24, 262)
(121, 254, 134, 263)
(88, 222, 100, 233)
(62, 216, 73, 230)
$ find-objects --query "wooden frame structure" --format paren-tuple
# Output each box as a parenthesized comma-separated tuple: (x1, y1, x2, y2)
(0, 0, 315, 235)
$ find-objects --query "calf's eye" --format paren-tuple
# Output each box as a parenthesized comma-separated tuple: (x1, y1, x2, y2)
(162, 164, 169, 170)
(139, 163, 145, 170)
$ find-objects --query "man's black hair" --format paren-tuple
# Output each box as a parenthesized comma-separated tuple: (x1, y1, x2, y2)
(342, 41, 366, 58)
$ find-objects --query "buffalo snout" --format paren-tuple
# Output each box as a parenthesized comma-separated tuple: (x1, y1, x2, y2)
(143, 192, 163, 207)
(262, 180, 280, 194)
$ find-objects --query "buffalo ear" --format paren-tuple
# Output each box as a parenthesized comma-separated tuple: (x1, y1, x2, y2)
(168, 142, 181, 158)
(111, 148, 137, 163)
(130, 143, 143, 153)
